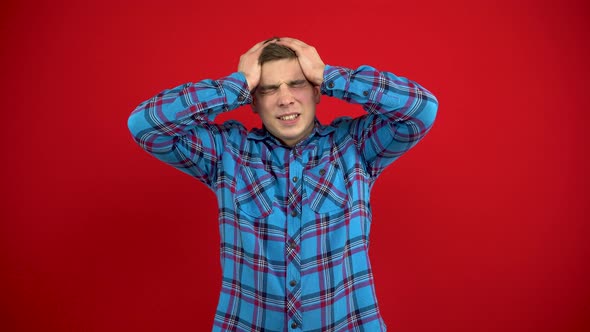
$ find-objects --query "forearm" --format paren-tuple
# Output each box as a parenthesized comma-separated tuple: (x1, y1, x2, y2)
(127, 72, 251, 154)
(127, 72, 251, 186)
(322, 64, 438, 130)
(322, 64, 439, 176)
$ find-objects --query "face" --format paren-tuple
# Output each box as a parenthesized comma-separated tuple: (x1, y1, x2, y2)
(252, 58, 320, 147)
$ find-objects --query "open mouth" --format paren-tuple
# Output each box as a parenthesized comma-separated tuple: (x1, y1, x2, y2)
(278, 113, 300, 121)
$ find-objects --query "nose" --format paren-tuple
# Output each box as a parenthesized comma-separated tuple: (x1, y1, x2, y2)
(277, 84, 295, 107)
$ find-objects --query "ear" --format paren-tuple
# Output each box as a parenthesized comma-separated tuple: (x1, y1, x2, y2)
(313, 85, 321, 104)
(251, 95, 259, 113)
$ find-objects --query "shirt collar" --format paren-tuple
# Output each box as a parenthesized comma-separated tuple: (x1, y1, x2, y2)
(247, 118, 336, 144)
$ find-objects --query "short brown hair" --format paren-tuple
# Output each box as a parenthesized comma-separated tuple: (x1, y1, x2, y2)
(258, 42, 296, 65)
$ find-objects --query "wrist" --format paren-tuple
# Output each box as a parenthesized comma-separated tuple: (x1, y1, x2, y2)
(240, 72, 257, 92)
(314, 65, 326, 86)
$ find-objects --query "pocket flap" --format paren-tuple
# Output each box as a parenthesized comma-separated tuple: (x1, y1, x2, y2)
(235, 165, 276, 218)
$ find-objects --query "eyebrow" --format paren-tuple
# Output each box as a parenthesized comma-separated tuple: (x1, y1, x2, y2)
(258, 79, 308, 90)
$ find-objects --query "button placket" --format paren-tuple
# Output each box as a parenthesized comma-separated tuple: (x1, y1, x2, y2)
(286, 147, 303, 330)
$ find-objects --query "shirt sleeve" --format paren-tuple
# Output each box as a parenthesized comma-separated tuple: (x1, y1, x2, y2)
(127, 72, 252, 188)
(321, 65, 439, 178)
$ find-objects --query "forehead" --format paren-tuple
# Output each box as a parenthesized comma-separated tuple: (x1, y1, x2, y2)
(259, 58, 305, 84)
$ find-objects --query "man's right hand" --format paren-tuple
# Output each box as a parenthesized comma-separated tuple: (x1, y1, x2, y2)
(238, 38, 277, 92)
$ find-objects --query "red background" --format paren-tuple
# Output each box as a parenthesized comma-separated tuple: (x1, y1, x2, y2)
(1, 0, 589, 331)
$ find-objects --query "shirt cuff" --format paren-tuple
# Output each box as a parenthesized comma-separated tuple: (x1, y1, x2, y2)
(222, 72, 253, 107)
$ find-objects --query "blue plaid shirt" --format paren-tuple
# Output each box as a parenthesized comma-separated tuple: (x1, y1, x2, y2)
(128, 65, 438, 331)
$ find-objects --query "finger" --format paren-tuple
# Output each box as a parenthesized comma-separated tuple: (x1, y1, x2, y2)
(245, 39, 275, 54)
(275, 38, 309, 55)
(276, 37, 307, 48)
(263, 36, 281, 44)
(276, 36, 303, 44)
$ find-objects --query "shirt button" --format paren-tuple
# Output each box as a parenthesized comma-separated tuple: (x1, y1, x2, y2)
(238, 95, 245, 102)
(292, 176, 298, 182)
(291, 322, 298, 329)
(319, 169, 326, 176)
(289, 241, 297, 249)
(363, 90, 369, 96)
(291, 210, 297, 217)
(290, 280, 297, 287)
(328, 82, 334, 88)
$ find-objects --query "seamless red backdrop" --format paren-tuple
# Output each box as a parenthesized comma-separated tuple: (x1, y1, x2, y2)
(1, 0, 589, 331)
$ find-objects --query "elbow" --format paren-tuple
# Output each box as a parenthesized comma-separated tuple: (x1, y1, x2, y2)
(420, 93, 438, 134)
(127, 111, 142, 144)
(126, 106, 175, 155)
(406, 81, 439, 133)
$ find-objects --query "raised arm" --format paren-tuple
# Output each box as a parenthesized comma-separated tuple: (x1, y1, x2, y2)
(277, 37, 438, 177)
(127, 40, 273, 188)
(127, 75, 248, 187)
(323, 64, 438, 178)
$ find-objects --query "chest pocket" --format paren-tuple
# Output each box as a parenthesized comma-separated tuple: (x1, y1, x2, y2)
(235, 165, 276, 218)
(303, 161, 348, 213)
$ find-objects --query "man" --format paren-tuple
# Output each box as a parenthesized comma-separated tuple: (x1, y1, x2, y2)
(128, 37, 438, 331)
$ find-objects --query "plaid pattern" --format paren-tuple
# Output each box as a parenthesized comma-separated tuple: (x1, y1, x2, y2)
(128, 65, 438, 331)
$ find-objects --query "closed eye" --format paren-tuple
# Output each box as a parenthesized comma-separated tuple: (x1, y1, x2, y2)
(258, 86, 279, 95)
(257, 79, 309, 96)
(287, 80, 308, 88)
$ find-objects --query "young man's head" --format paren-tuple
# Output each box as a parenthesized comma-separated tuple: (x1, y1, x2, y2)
(252, 42, 321, 147)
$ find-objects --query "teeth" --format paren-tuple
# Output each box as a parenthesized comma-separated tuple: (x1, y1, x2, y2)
(280, 114, 299, 121)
